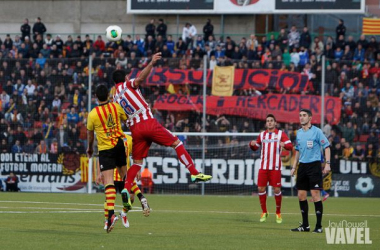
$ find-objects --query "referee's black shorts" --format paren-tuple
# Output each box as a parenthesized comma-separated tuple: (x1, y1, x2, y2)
(296, 161, 323, 191)
(98, 138, 127, 172)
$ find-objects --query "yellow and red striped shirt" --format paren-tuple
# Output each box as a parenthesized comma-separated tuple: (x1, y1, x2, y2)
(87, 102, 127, 151)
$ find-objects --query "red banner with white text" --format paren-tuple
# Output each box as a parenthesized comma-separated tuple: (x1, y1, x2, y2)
(153, 94, 341, 125)
(129, 68, 312, 93)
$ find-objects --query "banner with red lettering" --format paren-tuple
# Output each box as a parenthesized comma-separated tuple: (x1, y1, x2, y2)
(153, 94, 341, 125)
(129, 68, 311, 93)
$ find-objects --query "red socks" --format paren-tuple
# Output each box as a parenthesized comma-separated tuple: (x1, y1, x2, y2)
(275, 192, 282, 214)
(124, 164, 142, 192)
(258, 191, 267, 213)
(175, 142, 199, 175)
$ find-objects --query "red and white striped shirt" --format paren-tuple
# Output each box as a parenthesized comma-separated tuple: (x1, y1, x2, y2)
(250, 129, 293, 170)
(112, 79, 154, 127)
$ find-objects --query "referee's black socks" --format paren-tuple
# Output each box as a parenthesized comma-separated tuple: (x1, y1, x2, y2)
(314, 201, 323, 228)
(299, 200, 309, 227)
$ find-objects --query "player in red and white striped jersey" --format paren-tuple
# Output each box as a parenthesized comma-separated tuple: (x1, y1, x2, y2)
(250, 114, 293, 224)
(111, 53, 212, 209)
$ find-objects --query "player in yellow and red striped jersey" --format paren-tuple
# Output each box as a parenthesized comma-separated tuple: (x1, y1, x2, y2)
(87, 84, 127, 233)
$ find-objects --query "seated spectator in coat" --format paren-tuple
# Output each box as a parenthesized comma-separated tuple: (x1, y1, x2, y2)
(35, 139, 49, 154)
(11, 140, 23, 153)
(352, 144, 365, 161)
(342, 142, 354, 160)
(5, 173, 19, 192)
(23, 138, 35, 154)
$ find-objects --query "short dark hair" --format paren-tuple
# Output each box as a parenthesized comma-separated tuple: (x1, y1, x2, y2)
(96, 84, 109, 102)
(300, 108, 312, 116)
(266, 114, 276, 122)
(112, 69, 127, 84)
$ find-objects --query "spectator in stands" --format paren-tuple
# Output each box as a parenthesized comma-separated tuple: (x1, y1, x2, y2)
(5, 173, 19, 192)
(145, 35, 156, 54)
(115, 52, 127, 68)
(300, 27, 312, 49)
(288, 26, 300, 51)
(67, 107, 79, 124)
(32, 17, 46, 41)
(156, 19, 167, 40)
(203, 19, 214, 42)
(342, 141, 354, 160)
(146, 19, 156, 39)
(50, 138, 59, 154)
(83, 34, 93, 51)
(93, 35, 105, 54)
(352, 144, 365, 161)
(176, 38, 187, 55)
(1, 91, 9, 110)
(20, 18, 31, 41)
(335, 19, 346, 41)
(52, 95, 61, 111)
(13, 125, 27, 146)
(23, 138, 35, 154)
(0, 138, 8, 153)
(11, 139, 22, 153)
(353, 43, 365, 62)
(182, 23, 197, 49)
(35, 139, 48, 154)
(340, 82, 354, 101)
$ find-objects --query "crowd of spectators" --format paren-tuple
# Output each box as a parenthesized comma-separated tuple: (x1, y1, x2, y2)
(0, 18, 379, 165)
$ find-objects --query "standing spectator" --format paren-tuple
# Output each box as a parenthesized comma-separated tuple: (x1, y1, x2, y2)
(20, 18, 31, 41)
(156, 19, 167, 40)
(299, 27, 311, 49)
(203, 19, 214, 42)
(277, 29, 288, 51)
(288, 26, 300, 51)
(246, 34, 258, 51)
(182, 23, 197, 49)
(335, 19, 346, 41)
(145, 19, 156, 39)
(67, 107, 79, 124)
(165, 35, 175, 53)
(134, 34, 145, 55)
(32, 17, 46, 41)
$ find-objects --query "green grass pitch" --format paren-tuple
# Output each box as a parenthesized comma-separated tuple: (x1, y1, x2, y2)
(0, 193, 379, 250)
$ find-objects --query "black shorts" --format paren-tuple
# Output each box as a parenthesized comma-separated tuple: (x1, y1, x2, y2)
(98, 138, 127, 172)
(296, 161, 323, 191)
(114, 181, 124, 194)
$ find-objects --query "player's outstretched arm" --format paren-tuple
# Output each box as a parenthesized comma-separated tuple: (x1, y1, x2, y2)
(134, 52, 162, 88)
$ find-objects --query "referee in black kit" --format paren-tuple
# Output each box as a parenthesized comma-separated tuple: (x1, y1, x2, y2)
(290, 109, 331, 233)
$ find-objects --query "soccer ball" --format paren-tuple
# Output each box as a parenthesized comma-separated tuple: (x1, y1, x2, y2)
(105, 25, 122, 42)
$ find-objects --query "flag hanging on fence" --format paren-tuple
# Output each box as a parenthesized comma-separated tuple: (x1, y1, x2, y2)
(212, 66, 235, 96)
(363, 18, 380, 35)
(80, 156, 96, 182)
